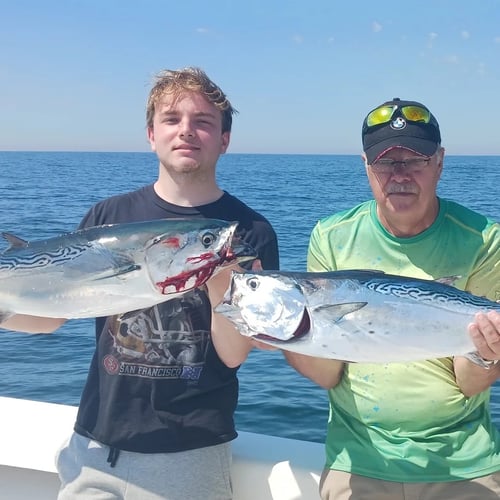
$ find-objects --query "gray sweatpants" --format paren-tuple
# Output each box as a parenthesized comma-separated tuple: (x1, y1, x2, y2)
(56, 432, 233, 500)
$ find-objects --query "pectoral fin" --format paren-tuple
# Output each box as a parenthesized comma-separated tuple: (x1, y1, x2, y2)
(312, 302, 367, 323)
(91, 263, 142, 281)
(63, 245, 142, 281)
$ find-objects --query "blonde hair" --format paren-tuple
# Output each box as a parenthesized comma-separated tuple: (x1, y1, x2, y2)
(146, 67, 236, 133)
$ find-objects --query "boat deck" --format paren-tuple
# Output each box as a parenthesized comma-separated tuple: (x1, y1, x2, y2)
(0, 396, 323, 499)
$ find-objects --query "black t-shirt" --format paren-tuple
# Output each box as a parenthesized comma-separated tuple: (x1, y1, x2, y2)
(74, 184, 279, 452)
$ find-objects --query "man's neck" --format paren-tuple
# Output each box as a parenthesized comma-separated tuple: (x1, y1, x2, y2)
(153, 179, 224, 207)
(377, 200, 439, 238)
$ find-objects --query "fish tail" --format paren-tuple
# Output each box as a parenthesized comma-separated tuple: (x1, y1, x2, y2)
(0, 310, 14, 325)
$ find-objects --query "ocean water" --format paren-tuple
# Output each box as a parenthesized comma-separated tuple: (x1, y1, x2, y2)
(0, 151, 499, 444)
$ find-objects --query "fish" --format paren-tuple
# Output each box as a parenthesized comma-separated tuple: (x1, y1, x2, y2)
(0, 218, 255, 321)
(215, 269, 500, 363)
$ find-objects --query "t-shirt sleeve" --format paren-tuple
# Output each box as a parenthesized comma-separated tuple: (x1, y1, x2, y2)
(307, 220, 336, 272)
(258, 230, 280, 271)
(466, 222, 500, 302)
(242, 220, 279, 271)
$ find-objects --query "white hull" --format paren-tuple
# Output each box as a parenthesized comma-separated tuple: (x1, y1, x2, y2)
(0, 396, 323, 499)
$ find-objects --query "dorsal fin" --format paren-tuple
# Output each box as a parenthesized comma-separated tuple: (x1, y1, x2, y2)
(2, 232, 29, 248)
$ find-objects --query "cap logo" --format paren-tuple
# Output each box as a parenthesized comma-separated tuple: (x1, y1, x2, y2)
(390, 117, 406, 130)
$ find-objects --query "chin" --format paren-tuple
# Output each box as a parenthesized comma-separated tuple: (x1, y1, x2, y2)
(174, 159, 201, 171)
(386, 196, 418, 212)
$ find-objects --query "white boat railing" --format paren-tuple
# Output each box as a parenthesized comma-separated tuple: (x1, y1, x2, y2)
(0, 396, 323, 500)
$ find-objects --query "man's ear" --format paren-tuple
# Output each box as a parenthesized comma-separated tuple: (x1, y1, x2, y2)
(220, 132, 230, 153)
(147, 127, 156, 151)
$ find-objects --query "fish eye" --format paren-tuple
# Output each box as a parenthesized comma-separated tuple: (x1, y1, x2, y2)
(200, 231, 216, 248)
(246, 277, 260, 291)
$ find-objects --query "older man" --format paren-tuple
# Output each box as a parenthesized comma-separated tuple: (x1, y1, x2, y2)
(287, 98, 500, 499)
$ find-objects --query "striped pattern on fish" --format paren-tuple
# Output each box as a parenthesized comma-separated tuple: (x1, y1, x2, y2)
(0, 218, 254, 321)
(216, 270, 500, 363)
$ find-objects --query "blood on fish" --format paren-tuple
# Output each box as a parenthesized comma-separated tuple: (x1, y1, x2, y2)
(156, 247, 238, 294)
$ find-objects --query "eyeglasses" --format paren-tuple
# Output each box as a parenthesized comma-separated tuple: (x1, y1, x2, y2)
(365, 105, 432, 128)
(370, 157, 431, 174)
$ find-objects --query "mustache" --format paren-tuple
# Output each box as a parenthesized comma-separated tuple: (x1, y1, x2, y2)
(386, 183, 418, 195)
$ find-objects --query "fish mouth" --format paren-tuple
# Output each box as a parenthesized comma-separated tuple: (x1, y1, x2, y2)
(155, 255, 226, 294)
(223, 239, 256, 266)
(254, 308, 311, 343)
(154, 240, 256, 295)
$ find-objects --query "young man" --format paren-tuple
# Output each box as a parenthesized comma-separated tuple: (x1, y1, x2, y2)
(286, 98, 500, 499)
(1, 67, 279, 499)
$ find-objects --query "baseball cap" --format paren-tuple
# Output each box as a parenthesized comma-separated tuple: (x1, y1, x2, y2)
(362, 98, 441, 164)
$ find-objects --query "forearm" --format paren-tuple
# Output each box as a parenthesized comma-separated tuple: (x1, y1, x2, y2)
(205, 264, 253, 368)
(454, 356, 500, 397)
(283, 350, 345, 389)
(211, 312, 253, 368)
(0, 314, 66, 334)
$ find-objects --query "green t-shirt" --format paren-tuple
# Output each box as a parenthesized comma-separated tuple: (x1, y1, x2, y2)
(308, 198, 500, 482)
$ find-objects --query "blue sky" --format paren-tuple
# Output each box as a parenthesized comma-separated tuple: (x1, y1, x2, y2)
(1, 0, 499, 154)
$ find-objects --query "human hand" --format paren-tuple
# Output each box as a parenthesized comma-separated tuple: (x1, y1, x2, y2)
(204, 262, 241, 309)
(205, 257, 263, 306)
(468, 310, 500, 361)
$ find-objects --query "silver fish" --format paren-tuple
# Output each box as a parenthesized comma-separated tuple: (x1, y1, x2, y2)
(215, 270, 500, 363)
(0, 219, 254, 320)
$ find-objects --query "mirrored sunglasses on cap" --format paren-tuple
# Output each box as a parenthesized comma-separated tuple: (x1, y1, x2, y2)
(365, 104, 432, 128)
